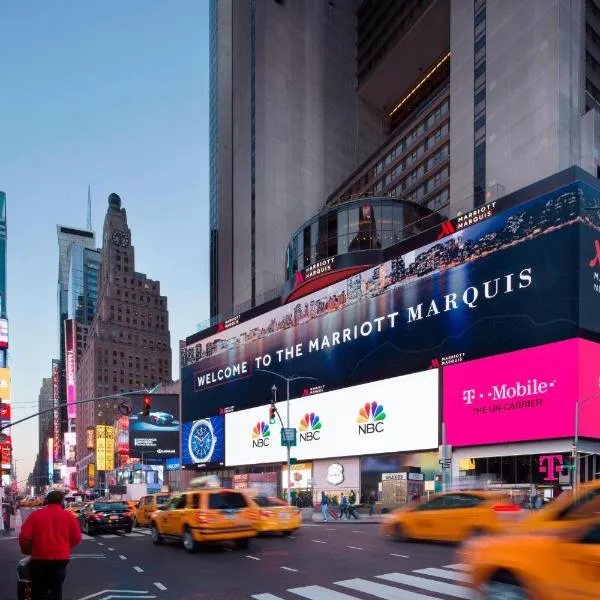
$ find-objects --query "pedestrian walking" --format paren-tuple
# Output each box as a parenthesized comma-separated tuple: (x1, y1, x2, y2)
(347, 490, 359, 520)
(2, 493, 13, 534)
(19, 490, 82, 600)
(321, 492, 329, 522)
(368, 491, 376, 516)
(339, 494, 348, 519)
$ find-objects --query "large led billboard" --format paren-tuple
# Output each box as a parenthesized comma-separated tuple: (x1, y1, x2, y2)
(443, 338, 600, 447)
(183, 184, 581, 422)
(52, 360, 61, 461)
(225, 370, 438, 466)
(0, 368, 10, 401)
(96, 425, 115, 471)
(64, 320, 77, 419)
(181, 415, 224, 467)
(64, 432, 76, 467)
(128, 394, 180, 458)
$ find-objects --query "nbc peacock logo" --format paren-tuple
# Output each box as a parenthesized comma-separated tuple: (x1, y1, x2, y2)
(356, 401, 386, 435)
(251, 421, 271, 448)
(299, 412, 322, 442)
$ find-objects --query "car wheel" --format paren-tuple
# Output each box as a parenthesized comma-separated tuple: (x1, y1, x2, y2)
(84, 522, 93, 536)
(182, 527, 197, 553)
(482, 572, 527, 600)
(282, 530, 292, 537)
(125, 527, 133, 534)
(150, 523, 163, 545)
(235, 537, 250, 550)
(394, 524, 408, 542)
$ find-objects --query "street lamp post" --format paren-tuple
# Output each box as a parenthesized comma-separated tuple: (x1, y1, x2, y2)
(573, 392, 600, 498)
(258, 369, 317, 505)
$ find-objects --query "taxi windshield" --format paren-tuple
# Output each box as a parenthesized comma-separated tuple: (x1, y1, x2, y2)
(156, 495, 170, 505)
(93, 502, 127, 512)
(254, 496, 285, 507)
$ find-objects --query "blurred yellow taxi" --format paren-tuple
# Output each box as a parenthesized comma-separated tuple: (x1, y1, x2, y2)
(149, 477, 258, 553)
(66, 502, 87, 516)
(252, 495, 301, 535)
(459, 519, 600, 599)
(517, 480, 600, 534)
(381, 490, 520, 543)
(135, 493, 171, 527)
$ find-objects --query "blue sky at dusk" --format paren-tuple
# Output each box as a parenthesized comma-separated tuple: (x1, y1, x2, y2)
(0, 2, 209, 482)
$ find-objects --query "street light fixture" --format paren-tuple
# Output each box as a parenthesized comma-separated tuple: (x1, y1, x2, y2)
(257, 369, 317, 505)
(573, 393, 600, 496)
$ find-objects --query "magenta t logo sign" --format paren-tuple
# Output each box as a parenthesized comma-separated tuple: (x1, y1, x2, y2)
(539, 454, 563, 481)
(463, 389, 476, 405)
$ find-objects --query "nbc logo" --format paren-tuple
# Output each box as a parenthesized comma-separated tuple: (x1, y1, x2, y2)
(356, 401, 386, 434)
(299, 412, 322, 442)
(251, 421, 271, 448)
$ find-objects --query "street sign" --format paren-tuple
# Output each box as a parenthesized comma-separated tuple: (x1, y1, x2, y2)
(281, 427, 297, 447)
(439, 459, 451, 470)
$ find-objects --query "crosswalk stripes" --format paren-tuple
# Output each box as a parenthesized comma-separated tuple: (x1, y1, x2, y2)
(251, 563, 474, 600)
(81, 527, 152, 541)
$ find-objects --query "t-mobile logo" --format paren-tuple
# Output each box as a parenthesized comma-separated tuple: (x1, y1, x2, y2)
(463, 389, 476, 405)
(539, 454, 563, 481)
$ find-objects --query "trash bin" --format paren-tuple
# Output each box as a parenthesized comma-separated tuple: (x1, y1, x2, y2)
(17, 557, 30, 600)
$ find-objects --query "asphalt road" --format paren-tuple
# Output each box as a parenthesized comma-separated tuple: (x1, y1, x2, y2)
(0, 523, 466, 600)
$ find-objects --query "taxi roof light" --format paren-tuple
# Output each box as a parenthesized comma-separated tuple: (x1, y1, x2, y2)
(188, 475, 222, 489)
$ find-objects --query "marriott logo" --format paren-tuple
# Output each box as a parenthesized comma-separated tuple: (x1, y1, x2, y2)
(463, 378, 556, 405)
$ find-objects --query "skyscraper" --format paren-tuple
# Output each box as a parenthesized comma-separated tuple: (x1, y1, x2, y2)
(0, 191, 8, 486)
(36, 377, 53, 486)
(209, 0, 380, 320)
(75, 193, 171, 488)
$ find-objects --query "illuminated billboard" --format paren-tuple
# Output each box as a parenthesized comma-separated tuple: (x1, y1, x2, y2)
(87, 463, 95, 488)
(96, 425, 115, 471)
(0, 402, 10, 421)
(0, 319, 8, 348)
(52, 360, 61, 462)
(47, 438, 54, 482)
(181, 415, 224, 467)
(64, 320, 76, 419)
(128, 394, 179, 458)
(0, 368, 10, 400)
(64, 432, 76, 466)
(86, 426, 95, 450)
(116, 416, 129, 455)
(0, 435, 11, 469)
(183, 182, 582, 423)
(225, 370, 438, 466)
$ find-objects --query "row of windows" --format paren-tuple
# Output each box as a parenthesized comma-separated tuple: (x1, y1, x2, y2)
(473, 0, 487, 207)
(373, 99, 449, 179)
(374, 139, 449, 195)
(400, 166, 450, 205)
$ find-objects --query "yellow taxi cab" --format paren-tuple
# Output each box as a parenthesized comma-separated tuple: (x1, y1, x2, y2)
(135, 493, 171, 527)
(149, 476, 258, 553)
(252, 495, 301, 535)
(381, 490, 520, 543)
(459, 519, 600, 599)
(516, 480, 600, 534)
(66, 502, 87, 516)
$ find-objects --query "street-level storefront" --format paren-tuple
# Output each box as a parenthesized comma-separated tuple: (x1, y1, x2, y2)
(312, 458, 360, 504)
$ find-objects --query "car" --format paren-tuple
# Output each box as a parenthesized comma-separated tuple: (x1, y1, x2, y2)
(381, 490, 521, 543)
(78, 501, 134, 535)
(253, 495, 302, 535)
(149, 483, 258, 553)
(136, 411, 174, 426)
(135, 493, 171, 527)
(459, 519, 600, 599)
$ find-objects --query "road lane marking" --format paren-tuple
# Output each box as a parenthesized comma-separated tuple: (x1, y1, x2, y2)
(378, 573, 473, 599)
(336, 578, 438, 599)
(312, 540, 327, 544)
(390, 554, 410, 558)
(154, 582, 167, 591)
(444, 563, 468, 571)
(122, 533, 144, 537)
(108, 548, 115, 551)
(326, 528, 336, 531)
(351, 531, 362, 533)
(133, 566, 144, 573)
(346, 546, 363, 550)
(81, 534, 93, 541)
(97, 542, 104, 546)
(101, 534, 120, 538)
(71, 554, 106, 559)
(75, 590, 150, 600)
(288, 585, 360, 599)
(246, 555, 261, 560)
(281, 566, 299, 572)
(252, 594, 286, 600)
(118, 554, 127, 560)
(413, 568, 469, 583)
(301, 524, 320, 527)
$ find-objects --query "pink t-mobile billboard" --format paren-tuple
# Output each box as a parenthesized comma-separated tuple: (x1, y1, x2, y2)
(443, 338, 600, 446)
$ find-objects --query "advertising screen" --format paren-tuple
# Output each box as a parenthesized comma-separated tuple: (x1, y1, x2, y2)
(183, 184, 580, 422)
(63, 432, 76, 466)
(86, 426, 95, 450)
(443, 338, 600, 446)
(64, 320, 76, 419)
(181, 415, 224, 466)
(0, 403, 10, 421)
(0, 319, 8, 348)
(128, 394, 180, 458)
(0, 368, 10, 401)
(52, 360, 61, 461)
(47, 438, 54, 480)
(87, 463, 95, 488)
(0, 439, 10, 469)
(225, 370, 438, 466)
(96, 425, 115, 471)
(116, 416, 129, 455)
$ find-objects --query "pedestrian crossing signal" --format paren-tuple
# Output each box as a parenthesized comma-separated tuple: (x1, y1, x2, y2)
(269, 404, 276, 424)
(142, 395, 152, 416)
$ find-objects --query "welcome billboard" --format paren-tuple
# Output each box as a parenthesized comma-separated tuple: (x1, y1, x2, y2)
(64, 320, 77, 419)
(225, 370, 439, 466)
(443, 338, 600, 446)
(182, 183, 582, 423)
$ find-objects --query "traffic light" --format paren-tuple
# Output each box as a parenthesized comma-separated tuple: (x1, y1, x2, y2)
(142, 395, 152, 416)
(269, 404, 276, 425)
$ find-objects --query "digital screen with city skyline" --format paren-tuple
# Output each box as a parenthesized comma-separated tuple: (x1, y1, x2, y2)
(181, 182, 590, 423)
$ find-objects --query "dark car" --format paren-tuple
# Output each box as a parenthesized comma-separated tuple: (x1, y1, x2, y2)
(136, 411, 175, 426)
(78, 502, 134, 535)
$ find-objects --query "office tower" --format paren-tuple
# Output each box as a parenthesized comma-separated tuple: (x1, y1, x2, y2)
(209, 0, 380, 320)
(0, 191, 9, 486)
(36, 377, 53, 486)
(75, 193, 171, 488)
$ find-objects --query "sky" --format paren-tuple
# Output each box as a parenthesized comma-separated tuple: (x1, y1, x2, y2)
(0, 1, 209, 484)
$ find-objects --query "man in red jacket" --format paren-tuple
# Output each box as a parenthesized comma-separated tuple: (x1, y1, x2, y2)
(19, 490, 82, 600)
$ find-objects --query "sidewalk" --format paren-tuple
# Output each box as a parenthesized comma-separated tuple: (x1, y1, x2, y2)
(310, 512, 384, 524)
